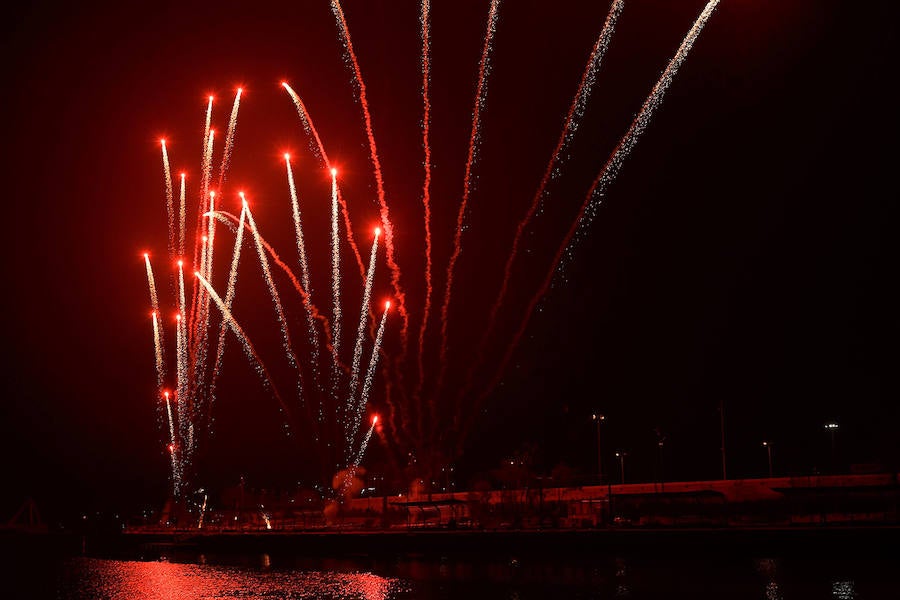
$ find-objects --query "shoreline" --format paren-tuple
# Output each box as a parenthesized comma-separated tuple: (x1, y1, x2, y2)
(94, 523, 900, 560)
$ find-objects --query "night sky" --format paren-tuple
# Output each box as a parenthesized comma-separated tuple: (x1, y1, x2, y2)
(2, 0, 898, 523)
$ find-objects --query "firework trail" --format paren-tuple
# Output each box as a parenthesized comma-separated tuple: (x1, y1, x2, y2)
(437, 0, 502, 415)
(244, 198, 313, 432)
(174, 312, 189, 460)
(282, 82, 366, 281)
(354, 301, 389, 447)
(151, 311, 165, 392)
(200, 97, 214, 204)
(189, 190, 218, 407)
(460, 0, 624, 411)
(354, 416, 377, 467)
(285, 155, 313, 303)
(143, 254, 161, 312)
(343, 416, 378, 496)
(176, 262, 188, 437)
(163, 390, 181, 496)
(244, 198, 303, 379)
(161, 140, 176, 259)
(189, 129, 216, 340)
(197, 272, 295, 432)
(414, 0, 434, 426)
(328, 169, 346, 433)
(330, 0, 410, 349)
(209, 210, 342, 363)
(163, 391, 176, 447)
(569, 0, 721, 247)
(286, 155, 323, 404)
(178, 173, 186, 257)
(144, 254, 167, 375)
(458, 0, 721, 450)
(208, 204, 247, 422)
(194, 96, 214, 275)
(177, 260, 187, 330)
(330, 171, 342, 356)
(346, 228, 380, 454)
(216, 88, 242, 191)
(198, 233, 209, 294)
(281, 83, 326, 164)
(199, 192, 219, 341)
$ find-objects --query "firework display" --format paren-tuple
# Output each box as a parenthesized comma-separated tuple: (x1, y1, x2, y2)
(143, 0, 720, 499)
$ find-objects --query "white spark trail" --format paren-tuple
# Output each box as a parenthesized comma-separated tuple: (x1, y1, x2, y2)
(164, 392, 180, 496)
(330, 170, 343, 422)
(569, 0, 721, 263)
(354, 303, 389, 448)
(286, 155, 324, 416)
(151, 312, 165, 393)
(209, 203, 247, 419)
(196, 272, 294, 430)
(161, 141, 175, 259)
(346, 229, 379, 454)
(217, 88, 242, 191)
(174, 313, 189, 469)
(178, 173, 186, 257)
(143, 254, 160, 312)
(200, 98, 213, 204)
(245, 199, 305, 400)
(438, 0, 502, 396)
(460, 0, 723, 451)
(178, 261, 187, 327)
(144, 255, 166, 375)
(330, 170, 342, 354)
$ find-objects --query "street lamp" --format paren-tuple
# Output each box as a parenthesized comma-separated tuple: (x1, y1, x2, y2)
(592, 412, 606, 483)
(615, 450, 628, 485)
(824, 422, 839, 470)
(762, 441, 773, 478)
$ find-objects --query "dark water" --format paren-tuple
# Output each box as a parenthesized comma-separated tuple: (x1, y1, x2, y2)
(4, 536, 899, 599)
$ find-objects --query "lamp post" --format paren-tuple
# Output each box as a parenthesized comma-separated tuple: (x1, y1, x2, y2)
(824, 422, 839, 471)
(592, 413, 606, 483)
(762, 441, 773, 478)
(615, 451, 628, 485)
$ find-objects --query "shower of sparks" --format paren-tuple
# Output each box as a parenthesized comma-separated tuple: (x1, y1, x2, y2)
(414, 0, 434, 439)
(331, 0, 410, 351)
(457, 0, 722, 449)
(461, 0, 625, 413)
(143, 1, 721, 500)
(437, 0, 502, 417)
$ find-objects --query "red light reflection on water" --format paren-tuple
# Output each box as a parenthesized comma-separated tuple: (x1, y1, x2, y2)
(61, 557, 404, 599)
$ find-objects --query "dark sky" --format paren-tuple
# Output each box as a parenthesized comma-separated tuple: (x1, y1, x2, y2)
(2, 0, 898, 522)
